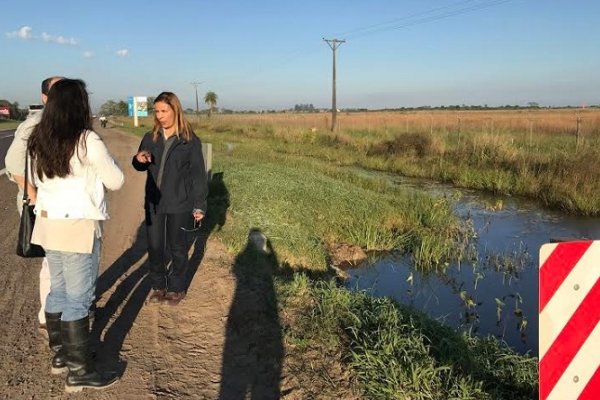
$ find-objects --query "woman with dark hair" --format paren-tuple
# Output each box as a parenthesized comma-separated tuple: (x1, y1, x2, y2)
(132, 91, 208, 305)
(28, 78, 124, 393)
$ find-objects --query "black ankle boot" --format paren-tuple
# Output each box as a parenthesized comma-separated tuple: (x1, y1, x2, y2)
(45, 312, 67, 374)
(62, 317, 118, 393)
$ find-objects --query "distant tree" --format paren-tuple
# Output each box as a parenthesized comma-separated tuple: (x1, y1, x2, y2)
(10, 101, 25, 119)
(293, 103, 315, 112)
(99, 99, 129, 116)
(147, 96, 155, 113)
(117, 100, 128, 115)
(527, 102, 540, 108)
(99, 100, 117, 116)
(204, 91, 218, 117)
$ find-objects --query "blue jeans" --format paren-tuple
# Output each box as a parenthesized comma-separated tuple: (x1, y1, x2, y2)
(45, 237, 100, 322)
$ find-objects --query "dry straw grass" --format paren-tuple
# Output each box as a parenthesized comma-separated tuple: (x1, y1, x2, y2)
(211, 108, 600, 137)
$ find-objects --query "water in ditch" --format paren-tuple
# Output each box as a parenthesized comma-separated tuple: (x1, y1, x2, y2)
(346, 175, 600, 356)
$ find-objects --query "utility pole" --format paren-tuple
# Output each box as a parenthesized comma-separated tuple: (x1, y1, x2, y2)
(323, 38, 345, 131)
(190, 81, 204, 117)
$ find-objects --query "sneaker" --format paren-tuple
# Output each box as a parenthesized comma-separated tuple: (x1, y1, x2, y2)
(164, 291, 186, 306)
(146, 289, 166, 304)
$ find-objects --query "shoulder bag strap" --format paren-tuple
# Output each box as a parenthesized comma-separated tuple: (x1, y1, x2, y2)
(23, 152, 30, 204)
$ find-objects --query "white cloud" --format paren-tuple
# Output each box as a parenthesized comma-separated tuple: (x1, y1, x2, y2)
(115, 48, 129, 57)
(83, 50, 94, 59)
(41, 32, 78, 46)
(6, 26, 33, 40)
(5, 26, 78, 46)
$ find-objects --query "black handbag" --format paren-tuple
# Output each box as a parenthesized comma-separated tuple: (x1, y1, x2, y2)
(16, 154, 45, 258)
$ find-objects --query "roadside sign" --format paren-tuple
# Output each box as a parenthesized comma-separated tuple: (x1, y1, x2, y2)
(128, 96, 148, 117)
(539, 240, 600, 399)
(0, 105, 10, 118)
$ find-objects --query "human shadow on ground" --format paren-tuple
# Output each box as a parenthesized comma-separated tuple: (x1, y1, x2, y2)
(90, 221, 151, 374)
(184, 171, 230, 291)
(91, 172, 231, 374)
(96, 222, 149, 299)
(219, 229, 284, 399)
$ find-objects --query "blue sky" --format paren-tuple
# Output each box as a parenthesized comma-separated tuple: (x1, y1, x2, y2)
(2, 0, 599, 111)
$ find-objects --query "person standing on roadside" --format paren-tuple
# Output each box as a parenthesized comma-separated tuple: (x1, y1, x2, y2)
(4, 76, 62, 337)
(28, 78, 124, 392)
(132, 91, 208, 306)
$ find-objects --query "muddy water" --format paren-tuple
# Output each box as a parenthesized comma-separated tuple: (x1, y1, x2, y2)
(346, 175, 600, 356)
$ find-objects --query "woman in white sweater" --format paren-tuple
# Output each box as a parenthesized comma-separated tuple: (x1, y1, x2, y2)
(28, 78, 124, 393)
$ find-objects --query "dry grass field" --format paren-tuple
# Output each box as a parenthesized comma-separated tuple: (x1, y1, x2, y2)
(209, 107, 600, 137)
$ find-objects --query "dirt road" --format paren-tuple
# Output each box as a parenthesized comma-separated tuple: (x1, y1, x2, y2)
(0, 127, 292, 399)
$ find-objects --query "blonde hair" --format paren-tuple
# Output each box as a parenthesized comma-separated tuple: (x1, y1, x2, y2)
(151, 92, 192, 142)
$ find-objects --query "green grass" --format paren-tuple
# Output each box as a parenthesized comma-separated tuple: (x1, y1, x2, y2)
(279, 274, 538, 399)
(209, 133, 474, 271)
(0, 120, 22, 130)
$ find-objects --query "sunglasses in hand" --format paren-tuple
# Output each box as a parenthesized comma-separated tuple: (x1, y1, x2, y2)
(180, 219, 202, 232)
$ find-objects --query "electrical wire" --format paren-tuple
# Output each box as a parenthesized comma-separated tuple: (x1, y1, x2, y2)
(333, 0, 480, 38)
(337, 0, 514, 41)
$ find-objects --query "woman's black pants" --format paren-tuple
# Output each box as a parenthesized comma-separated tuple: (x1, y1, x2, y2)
(145, 209, 190, 292)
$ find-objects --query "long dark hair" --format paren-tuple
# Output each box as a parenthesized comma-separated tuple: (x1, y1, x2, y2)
(28, 78, 93, 180)
(151, 91, 192, 142)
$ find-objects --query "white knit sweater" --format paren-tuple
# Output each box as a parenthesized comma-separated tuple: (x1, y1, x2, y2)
(33, 130, 124, 220)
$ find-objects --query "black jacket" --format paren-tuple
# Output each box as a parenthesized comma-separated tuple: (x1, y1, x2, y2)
(132, 131, 208, 214)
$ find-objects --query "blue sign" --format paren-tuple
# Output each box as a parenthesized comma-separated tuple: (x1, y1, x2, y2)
(128, 97, 134, 117)
(128, 96, 148, 117)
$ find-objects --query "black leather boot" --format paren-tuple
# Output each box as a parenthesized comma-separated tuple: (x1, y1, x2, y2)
(45, 312, 67, 374)
(62, 317, 118, 393)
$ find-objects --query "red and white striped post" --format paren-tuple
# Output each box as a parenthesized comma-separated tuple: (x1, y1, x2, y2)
(539, 240, 600, 399)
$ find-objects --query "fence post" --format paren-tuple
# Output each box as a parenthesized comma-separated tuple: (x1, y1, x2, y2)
(202, 142, 213, 180)
(576, 116, 582, 151)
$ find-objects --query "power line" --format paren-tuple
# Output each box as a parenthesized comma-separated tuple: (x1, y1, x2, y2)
(242, 0, 512, 86)
(339, 0, 513, 40)
(212, 0, 514, 107)
(333, 0, 479, 38)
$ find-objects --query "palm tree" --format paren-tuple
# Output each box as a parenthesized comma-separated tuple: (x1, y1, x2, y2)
(204, 91, 218, 117)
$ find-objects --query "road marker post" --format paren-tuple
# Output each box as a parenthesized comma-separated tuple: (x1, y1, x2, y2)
(539, 240, 600, 399)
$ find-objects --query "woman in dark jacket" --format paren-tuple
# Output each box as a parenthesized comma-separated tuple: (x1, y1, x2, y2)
(132, 92, 208, 305)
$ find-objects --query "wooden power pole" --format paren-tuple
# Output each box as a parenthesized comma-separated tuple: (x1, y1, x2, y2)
(323, 38, 345, 131)
(190, 81, 204, 116)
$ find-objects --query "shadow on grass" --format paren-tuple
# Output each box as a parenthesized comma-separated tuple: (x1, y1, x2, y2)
(219, 226, 339, 399)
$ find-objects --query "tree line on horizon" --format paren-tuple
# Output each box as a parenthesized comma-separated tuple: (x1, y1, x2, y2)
(2, 95, 598, 122)
(98, 91, 219, 117)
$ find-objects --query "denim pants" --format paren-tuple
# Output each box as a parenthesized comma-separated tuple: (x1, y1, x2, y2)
(45, 237, 100, 322)
(145, 209, 190, 293)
